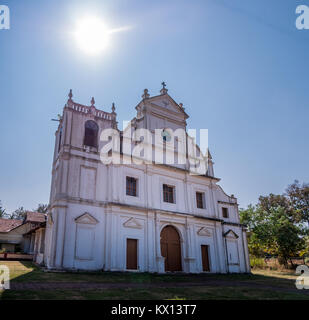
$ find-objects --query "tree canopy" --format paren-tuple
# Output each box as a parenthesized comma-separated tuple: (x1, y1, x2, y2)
(10, 206, 27, 220)
(35, 204, 48, 214)
(286, 180, 309, 227)
(0, 202, 48, 220)
(240, 180, 309, 265)
(0, 201, 7, 218)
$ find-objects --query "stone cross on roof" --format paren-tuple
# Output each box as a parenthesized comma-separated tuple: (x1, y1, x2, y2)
(160, 81, 168, 95)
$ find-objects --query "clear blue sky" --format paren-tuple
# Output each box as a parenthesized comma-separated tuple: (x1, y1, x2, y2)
(1, 0, 309, 213)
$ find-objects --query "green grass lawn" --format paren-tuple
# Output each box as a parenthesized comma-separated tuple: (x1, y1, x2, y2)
(0, 261, 308, 300)
(2, 286, 309, 300)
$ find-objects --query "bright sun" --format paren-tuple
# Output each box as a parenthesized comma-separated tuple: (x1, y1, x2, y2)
(74, 17, 110, 55)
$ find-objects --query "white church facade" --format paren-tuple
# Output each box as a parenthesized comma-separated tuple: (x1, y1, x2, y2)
(43, 85, 251, 273)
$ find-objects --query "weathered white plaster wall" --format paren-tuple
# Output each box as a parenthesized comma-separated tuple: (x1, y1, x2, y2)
(44, 90, 250, 274)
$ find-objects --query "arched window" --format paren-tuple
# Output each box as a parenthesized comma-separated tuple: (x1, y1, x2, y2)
(84, 120, 98, 147)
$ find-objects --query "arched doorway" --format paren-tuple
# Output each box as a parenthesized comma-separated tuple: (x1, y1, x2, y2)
(160, 225, 182, 272)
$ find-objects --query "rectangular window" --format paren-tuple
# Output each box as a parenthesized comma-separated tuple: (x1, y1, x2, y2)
(126, 177, 137, 197)
(163, 184, 175, 203)
(222, 207, 229, 218)
(196, 192, 205, 209)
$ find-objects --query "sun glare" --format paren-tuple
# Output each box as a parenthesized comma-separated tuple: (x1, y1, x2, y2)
(74, 17, 110, 55)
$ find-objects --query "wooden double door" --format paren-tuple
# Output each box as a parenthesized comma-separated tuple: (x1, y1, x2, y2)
(160, 226, 182, 272)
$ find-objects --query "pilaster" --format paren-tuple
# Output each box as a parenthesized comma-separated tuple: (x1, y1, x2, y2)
(155, 212, 165, 272)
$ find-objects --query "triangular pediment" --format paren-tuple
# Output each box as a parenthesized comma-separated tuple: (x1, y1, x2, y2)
(224, 229, 239, 239)
(75, 213, 99, 225)
(148, 94, 189, 119)
(123, 217, 142, 229)
(197, 227, 212, 237)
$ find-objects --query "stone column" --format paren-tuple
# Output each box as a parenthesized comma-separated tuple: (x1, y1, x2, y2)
(147, 211, 156, 272)
(146, 169, 153, 208)
(29, 234, 35, 254)
(242, 229, 251, 273)
(184, 178, 192, 214)
(107, 166, 113, 201)
(64, 109, 73, 146)
(33, 232, 39, 261)
(60, 156, 69, 195)
(155, 212, 164, 273)
(110, 211, 119, 270)
(36, 230, 42, 255)
(48, 210, 57, 268)
(54, 206, 67, 268)
(184, 219, 197, 273)
(215, 222, 227, 273)
(209, 181, 219, 218)
(104, 209, 112, 270)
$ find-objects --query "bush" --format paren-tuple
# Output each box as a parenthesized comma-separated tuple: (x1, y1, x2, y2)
(250, 257, 267, 269)
(278, 256, 287, 266)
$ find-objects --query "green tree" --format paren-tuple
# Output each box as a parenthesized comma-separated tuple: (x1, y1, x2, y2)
(240, 205, 270, 257)
(35, 204, 48, 214)
(0, 201, 7, 218)
(10, 206, 27, 220)
(266, 206, 306, 266)
(240, 205, 306, 265)
(258, 194, 290, 213)
(286, 180, 309, 227)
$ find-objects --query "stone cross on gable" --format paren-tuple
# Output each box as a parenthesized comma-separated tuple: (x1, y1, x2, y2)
(160, 81, 168, 95)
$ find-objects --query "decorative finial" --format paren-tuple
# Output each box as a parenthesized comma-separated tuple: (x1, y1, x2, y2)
(91, 97, 95, 106)
(68, 89, 73, 101)
(160, 81, 168, 95)
(112, 102, 116, 113)
(142, 88, 150, 99)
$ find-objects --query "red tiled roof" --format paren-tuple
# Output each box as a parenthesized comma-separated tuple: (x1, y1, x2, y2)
(25, 211, 46, 223)
(0, 218, 23, 232)
(24, 221, 46, 235)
